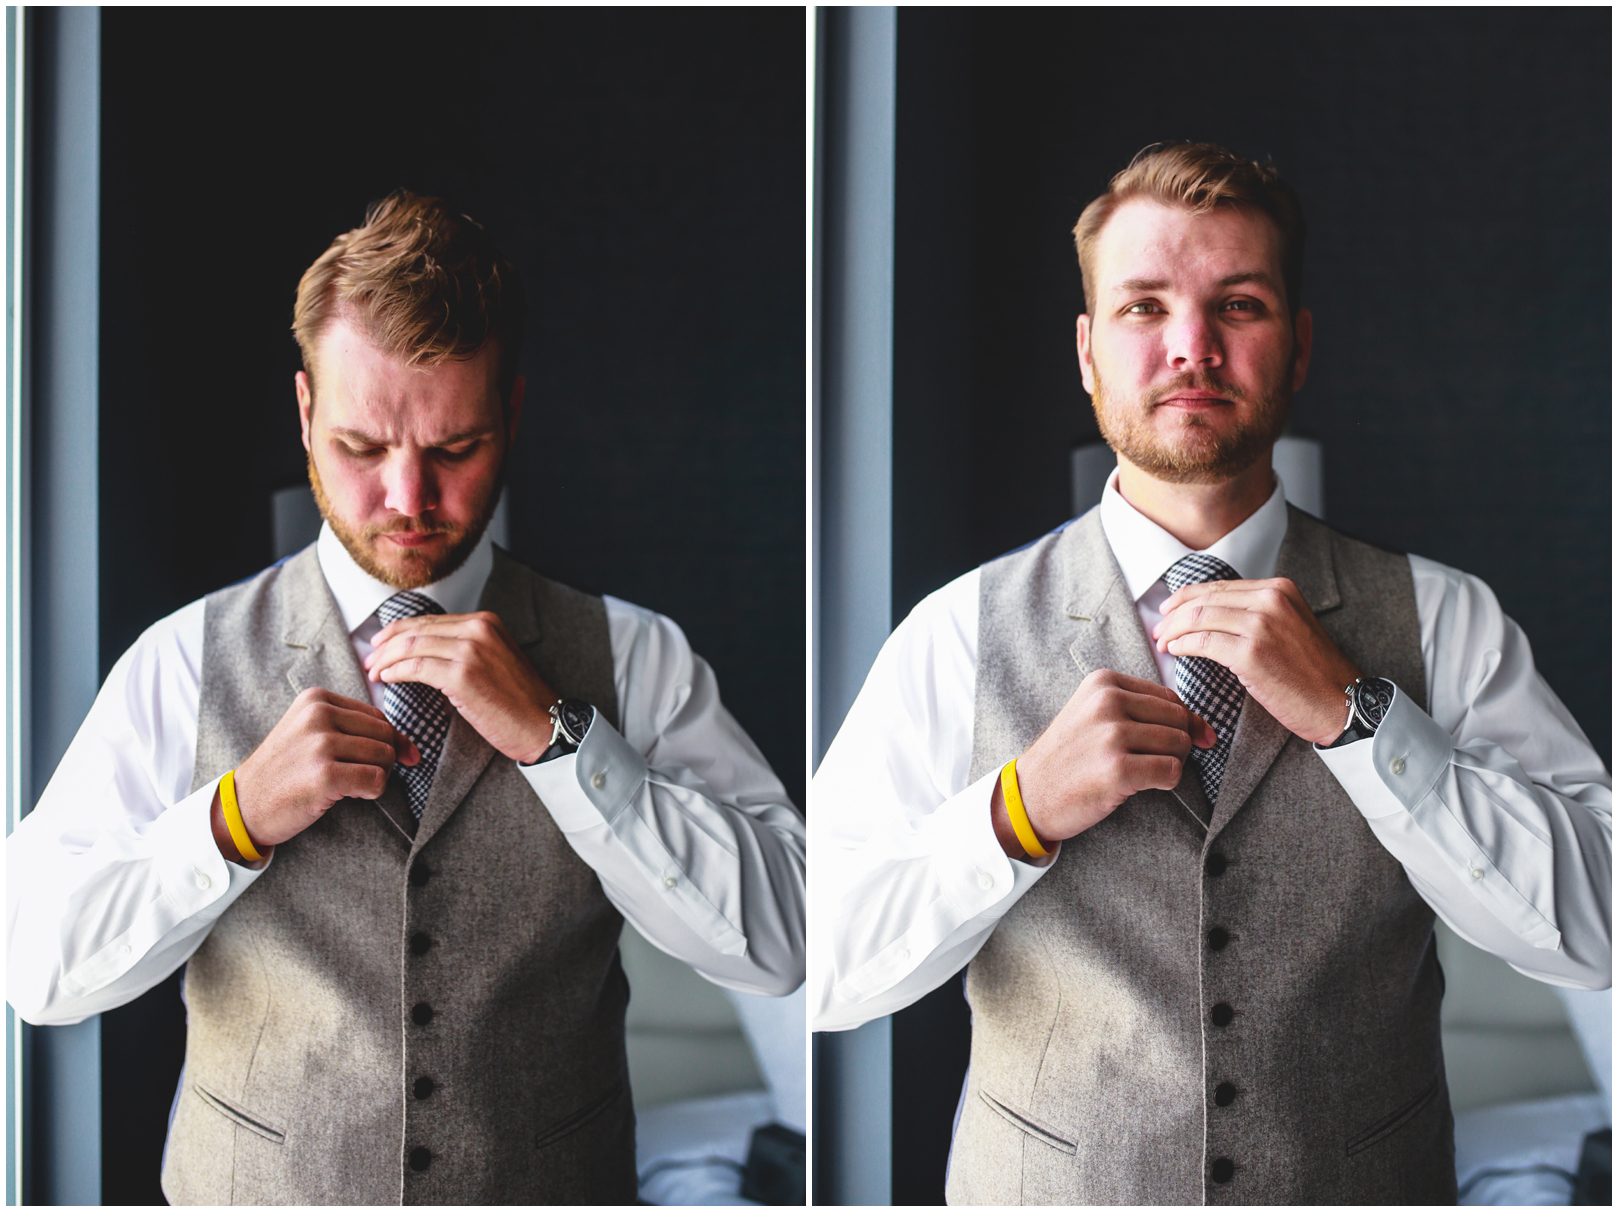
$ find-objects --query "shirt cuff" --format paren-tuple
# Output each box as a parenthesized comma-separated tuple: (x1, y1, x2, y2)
(519, 712, 649, 833)
(1313, 686, 1562, 951)
(58, 778, 264, 1001)
(921, 767, 1056, 913)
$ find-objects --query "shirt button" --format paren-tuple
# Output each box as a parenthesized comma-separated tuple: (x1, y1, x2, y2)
(194, 869, 211, 890)
(119, 943, 133, 957)
(663, 875, 677, 889)
(975, 869, 993, 891)
(591, 771, 606, 790)
(897, 948, 911, 963)
(1469, 866, 1485, 880)
(1389, 756, 1407, 776)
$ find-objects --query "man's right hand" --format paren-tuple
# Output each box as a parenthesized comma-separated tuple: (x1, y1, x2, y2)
(210, 687, 420, 864)
(991, 669, 1215, 859)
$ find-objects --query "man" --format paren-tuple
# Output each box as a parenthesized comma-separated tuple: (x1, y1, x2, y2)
(810, 144, 1609, 1204)
(8, 192, 805, 1204)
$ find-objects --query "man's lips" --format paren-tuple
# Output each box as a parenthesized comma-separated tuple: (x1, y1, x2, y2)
(377, 530, 449, 548)
(1155, 391, 1234, 410)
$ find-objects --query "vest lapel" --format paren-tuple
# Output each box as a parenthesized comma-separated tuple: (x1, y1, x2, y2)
(1060, 514, 1213, 830)
(1207, 506, 1343, 837)
(279, 548, 417, 844)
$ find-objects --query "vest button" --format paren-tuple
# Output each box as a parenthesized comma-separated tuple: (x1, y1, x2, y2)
(1214, 1082, 1236, 1107)
(1212, 1157, 1235, 1183)
(1207, 927, 1230, 951)
(413, 1076, 435, 1100)
(410, 932, 431, 956)
(1205, 852, 1228, 877)
(411, 1002, 434, 1026)
(1211, 1003, 1233, 1027)
(409, 862, 430, 888)
(408, 1146, 431, 1172)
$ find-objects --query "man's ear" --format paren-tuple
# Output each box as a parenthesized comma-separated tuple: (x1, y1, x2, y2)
(505, 374, 525, 448)
(1290, 308, 1313, 392)
(1076, 314, 1096, 395)
(295, 370, 314, 452)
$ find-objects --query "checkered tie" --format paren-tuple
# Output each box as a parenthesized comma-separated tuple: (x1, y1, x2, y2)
(1161, 553, 1246, 806)
(375, 590, 451, 819)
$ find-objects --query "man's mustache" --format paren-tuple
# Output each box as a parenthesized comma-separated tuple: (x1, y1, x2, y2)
(1149, 374, 1248, 405)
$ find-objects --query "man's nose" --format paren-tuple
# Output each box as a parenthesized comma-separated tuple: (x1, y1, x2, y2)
(383, 453, 438, 519)
(1164, 311, 1224, 371)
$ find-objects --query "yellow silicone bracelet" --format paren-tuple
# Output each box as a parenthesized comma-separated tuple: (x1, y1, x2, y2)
(1000, 759, 1049, 859)
(219, 769, 263, 863)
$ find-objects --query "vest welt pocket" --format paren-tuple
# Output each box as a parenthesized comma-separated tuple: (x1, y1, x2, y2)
(534, 1072, 627, 1151)
(192, 1082, 287, 1145)
(978, 1088, 1078, 1156)
(1344, 1075, 1440, 1157)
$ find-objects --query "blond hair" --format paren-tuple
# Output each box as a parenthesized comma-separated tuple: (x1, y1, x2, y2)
(292, 189, 526, 398)
(1072, 143, 1305, 313)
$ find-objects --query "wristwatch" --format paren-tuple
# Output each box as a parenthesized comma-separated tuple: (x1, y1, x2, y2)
(1335, 677, 1396, 745)
(534, 698, 596, 765)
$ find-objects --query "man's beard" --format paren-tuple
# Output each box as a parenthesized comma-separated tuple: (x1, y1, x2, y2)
(1090, 368, 1289, 485)
(307, 455, 505, 591)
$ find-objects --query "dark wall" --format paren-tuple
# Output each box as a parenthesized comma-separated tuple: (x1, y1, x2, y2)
(97, 9, 803, 1204)
(889, 8, 1609, 1203)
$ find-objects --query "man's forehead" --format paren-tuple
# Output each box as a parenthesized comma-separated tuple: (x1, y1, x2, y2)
(312, 317, 503, 431)
(1094, 197, 1285, 293)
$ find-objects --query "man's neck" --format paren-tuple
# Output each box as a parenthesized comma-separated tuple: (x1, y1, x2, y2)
(1114, 454, 1276, 551)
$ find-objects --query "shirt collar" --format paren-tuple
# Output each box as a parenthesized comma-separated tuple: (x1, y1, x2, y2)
(1097, 467, 1289, 603)
(316, 523, 494, 636)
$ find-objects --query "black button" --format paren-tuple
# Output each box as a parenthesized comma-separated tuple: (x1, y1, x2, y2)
(408, 1146, 431, 1172)
(409, 932, 431, 956)
(411, 1002, 433, 1026)
(409, 862, 430, 887)
(1214, 1082, 1236, 1107)
(1205, 852, 1228, 877)
(1212, 1157, 1234, 1184)
(1211, 1003, 1234, 1027)
(413, 1076, 435, 1100)
(1207, 927, 1230, 951)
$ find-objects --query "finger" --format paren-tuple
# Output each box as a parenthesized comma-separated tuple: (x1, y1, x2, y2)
(364, 631, 483, 678)
(371, 653, 462, 689)
(1158, 578, 1301, 616)
(307, 687, 391, 721)
(1112, 720, 1200, 757)
(1106, 671, 1187, 701)
(1154, 604, 1257, 650)
(324, 708, 421, 766)
(326, 760, 396, 802)
(1116, 752, 1183, 793)
(1115, 688, 1202, 729)
(1189, 713, 1217, 749)
(1163, 628, 1246, 669)
(369, 612, 490, 647)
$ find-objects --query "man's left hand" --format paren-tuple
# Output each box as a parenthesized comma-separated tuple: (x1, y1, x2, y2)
(1152, 577, 1359, 746)
(364, 611, 561, 763)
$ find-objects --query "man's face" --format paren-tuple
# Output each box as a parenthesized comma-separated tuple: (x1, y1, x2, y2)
(297, 317, 522, 590)
(1077, 197, 1312, 484)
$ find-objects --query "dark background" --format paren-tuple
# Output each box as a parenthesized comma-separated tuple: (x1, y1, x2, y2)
(884, 8, 1609, 1203)
(96, 9, 803, 1204)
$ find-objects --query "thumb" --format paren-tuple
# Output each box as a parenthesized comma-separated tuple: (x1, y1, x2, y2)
(1188, 711, 1217, 750)
(396, 729, 421, 767)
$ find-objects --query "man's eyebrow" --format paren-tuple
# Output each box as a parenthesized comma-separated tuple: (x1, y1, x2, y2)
(1111, 270, 1280, 294)
(328, 425, 496, 447)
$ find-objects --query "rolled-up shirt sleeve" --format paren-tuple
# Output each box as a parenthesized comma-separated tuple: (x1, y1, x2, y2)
(1316, 555, 1611, 988)
(522, 596, 805, 997)
(810, 572, 1052, 1033)
(7, 600, 269, 1025)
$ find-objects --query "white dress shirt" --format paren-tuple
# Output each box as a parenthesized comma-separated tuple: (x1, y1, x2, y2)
(8, 526, 805, 1025)
(811, 474, 1610, 1031)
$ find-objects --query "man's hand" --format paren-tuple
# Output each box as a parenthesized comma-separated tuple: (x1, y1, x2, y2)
(214, 687, 421, 864)
(363, 611, 561, 764)
(993, 669, 1216, 859)
(1152, 576, 1360, 746)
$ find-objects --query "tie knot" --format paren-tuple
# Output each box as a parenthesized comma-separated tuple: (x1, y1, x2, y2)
(376, 590, 446, 626)
(1162, 553, 1240, 594)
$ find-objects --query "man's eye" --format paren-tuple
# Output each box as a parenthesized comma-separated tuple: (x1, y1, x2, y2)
(1221, 298, 1261, 313)
(341, 443, 384, 458)
(1125, 301, 1161, 315)
(435, 444, 478, 461)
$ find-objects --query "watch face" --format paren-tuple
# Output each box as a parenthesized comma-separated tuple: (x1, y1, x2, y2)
(1356, 679, 1394, 728)
(559, 699, 595, 744)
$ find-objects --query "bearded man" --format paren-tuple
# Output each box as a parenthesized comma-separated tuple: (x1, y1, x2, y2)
(810, 144, 1609, 1204)
(7, 192, 805, 1204)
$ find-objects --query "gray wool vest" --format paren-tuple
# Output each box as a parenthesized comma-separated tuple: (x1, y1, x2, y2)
(161, 544, 636, 1205)
(945, 506, 1456, 1206)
